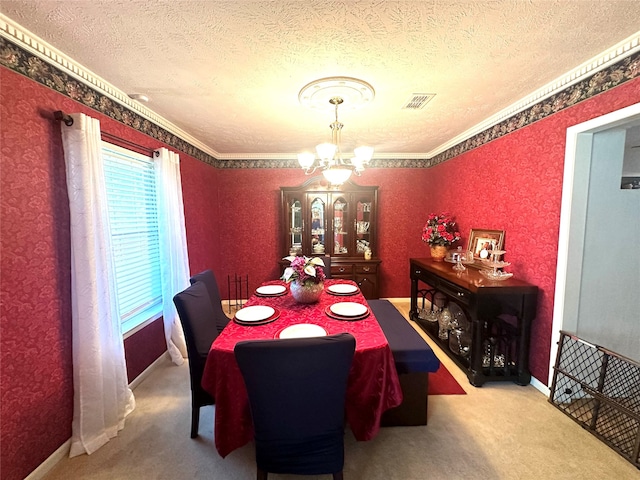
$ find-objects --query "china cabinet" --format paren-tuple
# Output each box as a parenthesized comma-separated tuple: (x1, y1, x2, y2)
(280, 177, 381, 298)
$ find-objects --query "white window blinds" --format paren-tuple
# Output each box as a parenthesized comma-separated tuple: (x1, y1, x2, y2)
(102, 143, 162, 332)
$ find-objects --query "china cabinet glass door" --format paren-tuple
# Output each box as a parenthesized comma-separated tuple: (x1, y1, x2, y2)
(332, 195, 349, 255)
(308, 194, 327, 255)
(287, 198, 303, 255)
(281, 178, 378, 259)
(356, 196, 373, 254)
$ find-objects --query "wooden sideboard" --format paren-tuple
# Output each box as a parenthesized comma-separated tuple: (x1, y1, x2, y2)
(409, 258, 538, 386)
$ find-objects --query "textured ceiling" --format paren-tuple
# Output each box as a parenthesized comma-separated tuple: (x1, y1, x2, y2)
(1, 1, 640, 160)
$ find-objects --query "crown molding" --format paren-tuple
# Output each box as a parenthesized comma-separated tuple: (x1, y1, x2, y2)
(0, 14, 220, 159)
(216, 151, 428, 161)
(427, 31, 640, 159)
(1, 14, 638, 167)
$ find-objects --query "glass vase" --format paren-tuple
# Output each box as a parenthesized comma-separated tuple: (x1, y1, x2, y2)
(290, 281, 324, 304)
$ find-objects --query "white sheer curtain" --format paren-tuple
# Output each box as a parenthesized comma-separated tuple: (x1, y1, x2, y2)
(60, 113, 135, 457)
(155, 147, 189, 365)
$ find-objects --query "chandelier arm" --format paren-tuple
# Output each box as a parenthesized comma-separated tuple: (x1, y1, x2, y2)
(299, 85, 373, 184)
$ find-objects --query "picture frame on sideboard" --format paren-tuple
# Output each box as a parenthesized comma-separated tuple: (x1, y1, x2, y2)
(467, 229, 505, 267)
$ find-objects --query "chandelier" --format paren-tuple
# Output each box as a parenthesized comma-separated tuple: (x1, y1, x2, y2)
(297, 77, 375, 185)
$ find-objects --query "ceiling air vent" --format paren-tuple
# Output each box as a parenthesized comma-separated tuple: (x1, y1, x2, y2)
(402, 93, 436, 110)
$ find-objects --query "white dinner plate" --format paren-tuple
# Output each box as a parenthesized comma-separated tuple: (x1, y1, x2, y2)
(330, 302, 368, 317)
(327, 284, 358, 295)
(235, 305, 275, 322)
(279, 324, 327, 339)
(255, 285, 287, 295)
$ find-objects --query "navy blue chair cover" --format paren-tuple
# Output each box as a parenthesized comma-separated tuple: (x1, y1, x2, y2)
(318, 255, 332, 279)
(173, 281, 217, 438)
(235, 333, 356, 480)
(189, 269, 230, 334)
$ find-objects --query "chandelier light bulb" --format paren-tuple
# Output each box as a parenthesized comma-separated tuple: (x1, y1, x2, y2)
(316, 143, 337, 162)
(354, 146, 374, 163)
(351, 156, 364, 171)
(322, 165, 352, 185)
(297, 152, 315, 169)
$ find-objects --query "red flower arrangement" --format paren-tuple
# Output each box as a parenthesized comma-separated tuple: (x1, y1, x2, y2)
(421, 213, 461, 247)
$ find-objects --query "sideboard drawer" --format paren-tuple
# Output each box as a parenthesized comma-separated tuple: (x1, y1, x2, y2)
(356, 264, 377, 274)
(332, 264, 354, 276)
(437, 280, 471, 306)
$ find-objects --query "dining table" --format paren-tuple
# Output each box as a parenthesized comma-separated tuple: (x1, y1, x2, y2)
(201, 278, 403, 458)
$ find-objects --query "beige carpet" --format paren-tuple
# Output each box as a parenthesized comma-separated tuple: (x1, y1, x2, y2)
(42, 301, 638, 480)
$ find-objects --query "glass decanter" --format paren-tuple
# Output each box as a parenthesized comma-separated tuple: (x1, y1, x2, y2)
(438, 306, 453, 340)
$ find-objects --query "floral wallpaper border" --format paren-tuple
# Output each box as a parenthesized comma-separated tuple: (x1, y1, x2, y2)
(1, 35, 638, 170)
(430, 53, 640, 166)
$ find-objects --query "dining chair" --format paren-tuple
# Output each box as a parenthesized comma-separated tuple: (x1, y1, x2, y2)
(234, 333, 356, 480)
(189, 269, 230, 334)
(173, 281, 218, 438)
(318, 255, 332, 279)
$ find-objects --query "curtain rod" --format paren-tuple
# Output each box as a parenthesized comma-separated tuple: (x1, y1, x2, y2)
(54, 110, 73, 126)
(54, 110, 157, 157)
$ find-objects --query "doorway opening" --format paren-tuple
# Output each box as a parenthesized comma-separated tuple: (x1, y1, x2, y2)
(550, 102, 640, 385)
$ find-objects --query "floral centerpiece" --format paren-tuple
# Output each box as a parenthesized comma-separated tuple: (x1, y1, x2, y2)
(281, 256, 326, 303)
(421, 212, 461, 261)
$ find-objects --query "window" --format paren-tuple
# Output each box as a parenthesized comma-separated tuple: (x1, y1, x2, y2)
(102, 142, 162, 334)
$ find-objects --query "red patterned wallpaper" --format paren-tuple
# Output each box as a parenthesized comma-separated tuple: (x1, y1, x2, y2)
(181, 155, 222, 278)
(2, 60, 638, 480)
(418, 79, 640, 383)
(123, 319, 166, 382)
(212, 168, 431, 299)
(215, 168, 303, 296)
(1, 67, 74, 480)
(0, 68, 217, 480)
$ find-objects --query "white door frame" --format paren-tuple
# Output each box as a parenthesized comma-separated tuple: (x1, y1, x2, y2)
(549, 102, 640, 386)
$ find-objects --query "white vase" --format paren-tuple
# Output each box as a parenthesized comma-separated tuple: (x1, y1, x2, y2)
(290, 281, 324, 304)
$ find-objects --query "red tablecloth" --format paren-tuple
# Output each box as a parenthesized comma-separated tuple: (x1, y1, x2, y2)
(201, 279, 403, 457)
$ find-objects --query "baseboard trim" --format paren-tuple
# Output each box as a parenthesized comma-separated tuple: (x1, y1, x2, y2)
(26, 351, 171, 480)
(129, 351, 171, 390)
(529, 375, 550, 397)
(24, 440, 71, 480)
